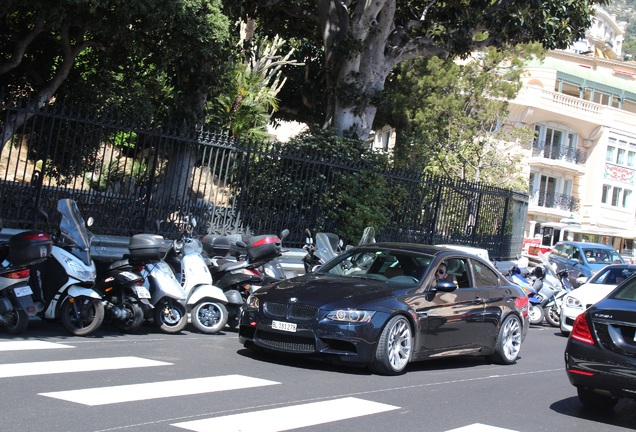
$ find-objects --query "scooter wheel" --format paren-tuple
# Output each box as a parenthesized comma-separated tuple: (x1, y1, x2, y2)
(528, 303, 544, 325)
(113, 296, 145, 333)
(543, 304, 560, 327)
(191, 301, 228, 334)
(61, 297, 105, 336)
(153, 300, 187, 334)
(4, 309, 29, 335)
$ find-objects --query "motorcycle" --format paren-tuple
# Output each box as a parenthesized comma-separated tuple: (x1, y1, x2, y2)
(0, 230, 51, 334)
(500, 263, 545, 324)
(163, 218, 230, 334)
(536, 252, 572, 327)
(29, 199, 105, 336)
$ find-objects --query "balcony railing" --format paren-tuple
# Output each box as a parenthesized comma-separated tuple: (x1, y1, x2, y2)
(530, 191, 580, 212)
(532, 141, 587, 165)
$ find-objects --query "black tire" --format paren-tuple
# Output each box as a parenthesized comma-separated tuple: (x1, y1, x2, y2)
(577, 387, 618, 410)
(368, 315, 412, 376)
(528, 303, 544, 325)
(60, 297, 105, 336)
(191, 301, 228, 334)
(4, 309, 29, 335)
(112, 296, 145, 333)
(153, 299, 187, 334)
(489, 314, 522, 365)
(544, 304, 560, 327)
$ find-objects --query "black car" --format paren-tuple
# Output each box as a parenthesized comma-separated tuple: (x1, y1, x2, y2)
(565, 275, 636, 409)
(239, 243, 530, 375)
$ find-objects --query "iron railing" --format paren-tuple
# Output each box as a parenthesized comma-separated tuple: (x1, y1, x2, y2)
(532, 140, 587, 165)
(0, 97, 529, 259)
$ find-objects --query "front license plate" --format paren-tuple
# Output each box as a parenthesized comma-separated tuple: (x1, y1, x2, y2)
(14, 286, 33, 297)
(272, 320, 297, 332)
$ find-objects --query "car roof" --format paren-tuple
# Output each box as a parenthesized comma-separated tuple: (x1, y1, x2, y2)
(555, 241, 616, 249)
(596, 264, 636, 270)
(356, 242, 490, 261)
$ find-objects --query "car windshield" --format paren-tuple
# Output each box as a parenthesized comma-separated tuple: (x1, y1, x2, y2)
(582, 247, 623, 264)
(317, 246, 434, 284)
(592, 267, 636, 285)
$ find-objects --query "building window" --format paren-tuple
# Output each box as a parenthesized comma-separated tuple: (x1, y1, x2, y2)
(612, 187, 622, 206)
(606, 146, 616, 162)
(628, 151, 635, 167)
(602, 184, 632, 208)
(617, 148, 626, 165)
(623, 190, 632, 208)
(602, 184, 611, 204)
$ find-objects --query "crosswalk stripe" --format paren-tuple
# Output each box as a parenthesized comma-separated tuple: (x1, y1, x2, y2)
(446, 424, 519, 432)
(0, 340, 74, 351)
(39, 374, 280, 406)
(0, 356, 170, 378)
(172, 397, 399, 432)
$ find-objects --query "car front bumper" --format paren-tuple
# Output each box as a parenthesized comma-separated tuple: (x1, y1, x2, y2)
(238, 309, 391, 365)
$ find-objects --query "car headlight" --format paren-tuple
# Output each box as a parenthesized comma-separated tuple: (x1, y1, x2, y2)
(245, 295, 259, 310)
(326, 309, 376, 323)
(564, 296, 583, 310)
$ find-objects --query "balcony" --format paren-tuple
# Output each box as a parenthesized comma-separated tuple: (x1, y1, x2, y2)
(532, 141, 587, 165)
(530, 191, 580, 212)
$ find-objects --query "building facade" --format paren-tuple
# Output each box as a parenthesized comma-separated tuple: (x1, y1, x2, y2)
(508, 6, 636, 258)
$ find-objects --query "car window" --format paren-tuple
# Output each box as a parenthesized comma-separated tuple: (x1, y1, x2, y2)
(442, 258, 470, 288)
(582, 248, 624, 264)
(611, 278, 636, 301)
(471, 260, 501, 287)
(553, 243, 564, 257)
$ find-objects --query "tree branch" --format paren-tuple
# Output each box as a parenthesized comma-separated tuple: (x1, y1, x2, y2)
(0, 18, 47, 75)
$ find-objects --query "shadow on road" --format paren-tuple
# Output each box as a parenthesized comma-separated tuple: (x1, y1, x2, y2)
(550, 396, 636, 429)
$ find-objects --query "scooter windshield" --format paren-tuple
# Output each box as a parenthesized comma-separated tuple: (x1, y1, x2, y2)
(58, 199, 93, 266)
(358, 227, 376, 245)
(538, 252, 560, 285)
(315, 232, 338, 263)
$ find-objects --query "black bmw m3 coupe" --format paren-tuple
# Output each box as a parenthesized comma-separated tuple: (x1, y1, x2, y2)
(239, 243, 529, 375)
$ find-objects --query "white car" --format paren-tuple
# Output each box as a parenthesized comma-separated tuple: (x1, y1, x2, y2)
(560, 264, 636, 335)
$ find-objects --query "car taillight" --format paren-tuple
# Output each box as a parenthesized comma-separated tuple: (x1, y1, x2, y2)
(1, 268, 30, 279)
(571, 314, 595, 345)
(514, 295, 529, 318)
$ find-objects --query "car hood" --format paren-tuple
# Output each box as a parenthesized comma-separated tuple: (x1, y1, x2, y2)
(257, 274, 403, 309)
(570, 283, 616, 305)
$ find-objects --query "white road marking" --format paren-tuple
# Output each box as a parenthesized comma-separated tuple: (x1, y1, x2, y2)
(446, 424, 519, 432)
(0, 356, 170, 378)
(39, 375, 280, 406)
(172, 397, 399, 432)
(0, 340, 74, 351)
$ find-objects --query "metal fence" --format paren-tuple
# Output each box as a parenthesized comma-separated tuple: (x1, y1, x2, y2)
(0, 97, 528, 259)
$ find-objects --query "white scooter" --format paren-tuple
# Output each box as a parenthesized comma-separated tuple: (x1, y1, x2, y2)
(164, 218, 229, 334)
(30, 199, 105, 336)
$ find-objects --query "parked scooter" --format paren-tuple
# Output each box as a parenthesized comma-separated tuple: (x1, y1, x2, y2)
(302, 229, 343, 273)
(202, 230, 286, 329)
(121, 233, 189, 334)
(29, 199, 105, 336)
(0, 230, 52, 334)
(500, 263, 544, 324)
(163, 218, 229, 334)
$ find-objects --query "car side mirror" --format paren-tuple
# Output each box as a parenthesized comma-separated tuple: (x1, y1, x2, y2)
(433, 280, 458, 293)
(575, 276, 587, 286)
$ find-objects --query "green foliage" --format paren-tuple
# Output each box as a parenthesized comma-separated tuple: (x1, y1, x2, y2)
(237, 129, 394, 242)
(378, 45, 541, 190)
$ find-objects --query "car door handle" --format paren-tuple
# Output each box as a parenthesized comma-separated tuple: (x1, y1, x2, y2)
(474, 296, 484, 304)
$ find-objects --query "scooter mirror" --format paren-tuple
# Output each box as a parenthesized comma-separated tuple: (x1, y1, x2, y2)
(280, 228, 290, 241)
(191, 217, 197, 228)
(86, 217, 94, 227)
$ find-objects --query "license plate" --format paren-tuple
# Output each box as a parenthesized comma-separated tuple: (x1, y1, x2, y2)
(272, 320, 297, 332)
(133, 286, 151, 299)
(14, 286, 33, 297)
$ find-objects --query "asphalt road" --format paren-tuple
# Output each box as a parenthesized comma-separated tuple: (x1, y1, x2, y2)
(1, 320, 634, 432)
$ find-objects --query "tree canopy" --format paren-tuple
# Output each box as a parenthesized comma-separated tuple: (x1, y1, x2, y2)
(0, 0, 234, 151)
(236, 0, 609, 139)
